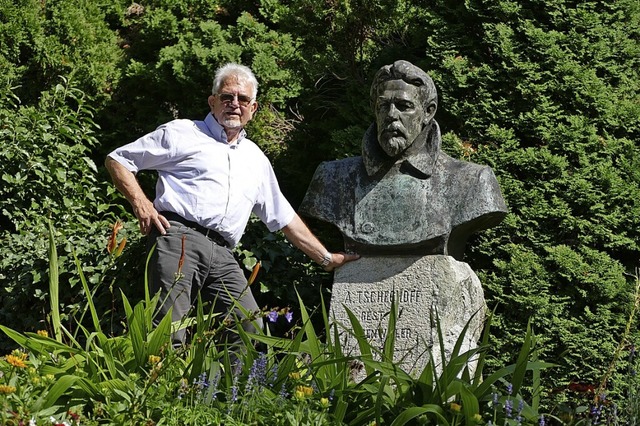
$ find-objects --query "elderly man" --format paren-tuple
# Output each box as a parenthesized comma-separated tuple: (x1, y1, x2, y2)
(106, 63, 358, 345)
(300, 60, 507, 259)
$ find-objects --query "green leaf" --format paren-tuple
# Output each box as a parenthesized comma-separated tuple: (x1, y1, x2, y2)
(48, 220, 62, 342)
(43, 375, 82, 408)
(510, 320, 534, 396)
(147, 308, 172, 356)
(73, 249, 101, 334)
(344, 304, 375, 377)
(129, 301, 149, 368)
(391, 405, 449, 426)
(382, 298, 397, 362)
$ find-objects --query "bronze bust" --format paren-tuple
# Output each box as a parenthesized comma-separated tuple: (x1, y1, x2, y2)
(300, 60, 507, 260)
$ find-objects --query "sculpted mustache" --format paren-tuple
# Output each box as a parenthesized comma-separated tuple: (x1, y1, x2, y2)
(382, 124, 407, 137)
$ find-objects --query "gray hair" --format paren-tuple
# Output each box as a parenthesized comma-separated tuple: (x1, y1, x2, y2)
(370, 60, 437, 113)
(212, 63, 259, 99)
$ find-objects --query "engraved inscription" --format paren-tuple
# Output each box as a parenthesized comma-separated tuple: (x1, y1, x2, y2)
(343, 289, 422, 304)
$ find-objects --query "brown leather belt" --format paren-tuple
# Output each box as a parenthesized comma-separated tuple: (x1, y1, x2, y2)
(160, 211, 229, 248)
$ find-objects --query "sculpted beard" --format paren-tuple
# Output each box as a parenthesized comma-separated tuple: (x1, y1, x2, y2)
(378, 123, 410, 158)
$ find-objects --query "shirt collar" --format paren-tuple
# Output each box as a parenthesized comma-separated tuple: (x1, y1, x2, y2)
(204, 113, 247, 145)
(362, 120, 441, 178)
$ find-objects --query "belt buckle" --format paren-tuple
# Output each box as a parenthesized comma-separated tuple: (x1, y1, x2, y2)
(204, 228, 225, 247)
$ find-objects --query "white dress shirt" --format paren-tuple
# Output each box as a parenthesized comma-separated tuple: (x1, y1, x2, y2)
(108, 113, 295, 247)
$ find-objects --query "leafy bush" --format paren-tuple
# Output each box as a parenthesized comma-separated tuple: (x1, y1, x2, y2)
(0, 0, 122, 105)
(0, 80, 143, 352)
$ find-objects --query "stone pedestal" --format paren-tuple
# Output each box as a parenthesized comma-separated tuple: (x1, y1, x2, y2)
(330, 255, 486, 379)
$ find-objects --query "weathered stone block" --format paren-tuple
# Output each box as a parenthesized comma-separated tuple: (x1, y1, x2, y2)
(330, 255, 486, 379)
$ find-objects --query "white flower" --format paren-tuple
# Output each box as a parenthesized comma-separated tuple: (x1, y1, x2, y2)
(49, 417, 71, 426)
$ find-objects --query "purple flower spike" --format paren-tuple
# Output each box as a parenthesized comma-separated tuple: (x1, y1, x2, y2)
(505, 399, 513, 418)
(267, 310, 278, 323)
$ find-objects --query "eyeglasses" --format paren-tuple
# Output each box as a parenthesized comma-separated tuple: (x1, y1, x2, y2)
(217, 93, 253, 107)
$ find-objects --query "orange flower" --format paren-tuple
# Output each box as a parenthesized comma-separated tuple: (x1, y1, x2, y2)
(114, 237, 127, 257)
(5, 353, 27, 368)
(296, 385, 314, 397)
(248, 261, 261, 285)
(0, 385, 16, 394)
(107, 220, 124, 254)
(289, 371, 301, 380)
(176, 235, 186, 277)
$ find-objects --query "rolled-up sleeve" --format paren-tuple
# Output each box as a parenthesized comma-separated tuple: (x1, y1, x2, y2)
(107, 125, 174, 173)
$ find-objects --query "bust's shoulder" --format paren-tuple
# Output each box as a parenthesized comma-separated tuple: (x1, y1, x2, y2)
(313, 156, 363, 178)
(438, 153, 502, 189)
(318, 156, 362, 168)
(438, 152, 491, 174)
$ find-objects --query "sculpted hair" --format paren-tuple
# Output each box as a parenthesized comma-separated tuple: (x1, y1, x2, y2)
(370, 60, 438, 113)
(212, 63, 259, 98)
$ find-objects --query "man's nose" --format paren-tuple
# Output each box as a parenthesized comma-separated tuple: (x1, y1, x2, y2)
(228, 95, 240, 107)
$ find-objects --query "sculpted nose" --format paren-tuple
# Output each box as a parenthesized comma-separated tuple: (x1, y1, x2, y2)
(384, 108, 400, 126)
(387, 103, 400, 119)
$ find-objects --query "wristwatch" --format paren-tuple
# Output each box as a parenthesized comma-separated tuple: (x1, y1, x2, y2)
(320, 252, 332, 267)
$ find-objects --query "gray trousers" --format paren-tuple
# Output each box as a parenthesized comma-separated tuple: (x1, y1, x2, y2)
(146, 220, 262, 346)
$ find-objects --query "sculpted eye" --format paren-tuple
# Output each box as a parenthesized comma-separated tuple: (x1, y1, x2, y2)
(377, 98, 414, 113)
(395, 101, 415, 111)
(377, 99, 391, 112)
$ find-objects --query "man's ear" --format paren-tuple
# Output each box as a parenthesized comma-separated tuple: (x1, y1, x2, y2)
(207, 95, 216, 109)
(250, 100, 259, 114)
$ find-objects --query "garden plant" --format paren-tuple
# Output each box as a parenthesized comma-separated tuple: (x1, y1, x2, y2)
(1, 223, 637, 424)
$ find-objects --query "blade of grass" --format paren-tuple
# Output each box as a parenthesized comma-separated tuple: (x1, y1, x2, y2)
(344, 305, 375, 377)
(47, 220, 62, 343)
(472, 307, 496, 387)
(73, 249, 102, 333)
(510, 320, 534, 396)
(382, 297, 397, 363)
(474, 361, 555, 398)
(296, 288, 321, 360)
(458, 385, 480, 426)
(374, 375, 390, 423)
(144, 242, 156, 306)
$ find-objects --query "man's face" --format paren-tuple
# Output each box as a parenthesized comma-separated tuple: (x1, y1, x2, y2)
(208, 76, 258, 131)
(375, 79, 427, 158)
